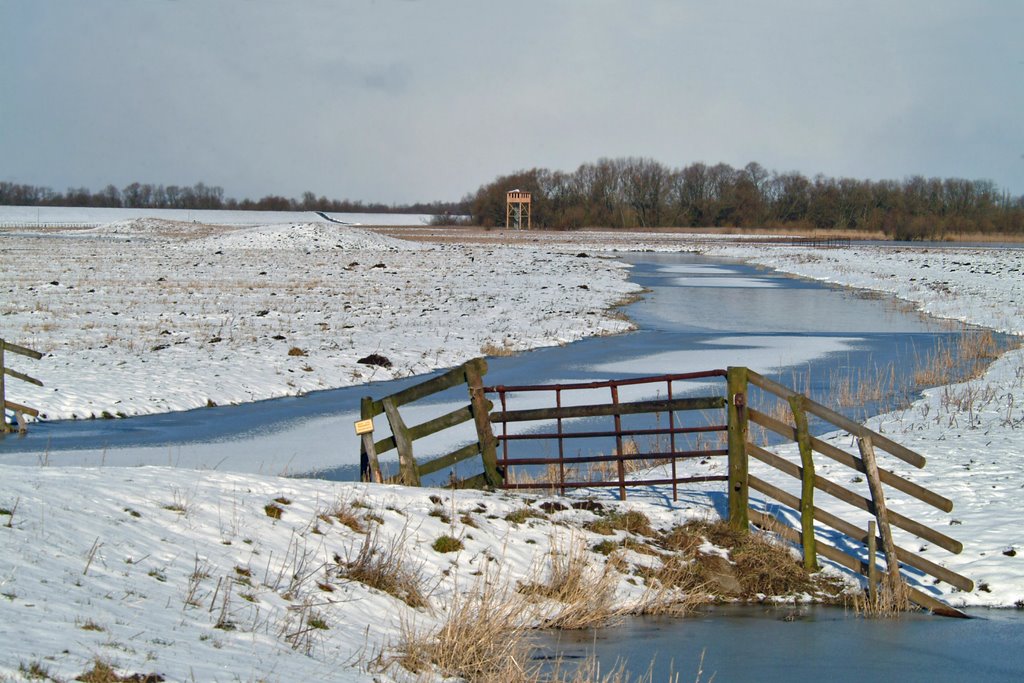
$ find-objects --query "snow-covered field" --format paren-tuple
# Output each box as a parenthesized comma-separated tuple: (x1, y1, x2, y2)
(0, 205, 435, 227)
(2, 219, 1023, 681)
(1, 219, 637, 419)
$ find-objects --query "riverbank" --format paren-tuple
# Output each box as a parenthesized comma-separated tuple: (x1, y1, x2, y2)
(1, 220, 639, 420)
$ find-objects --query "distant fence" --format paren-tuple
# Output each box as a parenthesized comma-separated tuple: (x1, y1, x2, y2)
(356, 359, 972, 615)
(0, 222, 101, 230)
(1, 339, 43, 433)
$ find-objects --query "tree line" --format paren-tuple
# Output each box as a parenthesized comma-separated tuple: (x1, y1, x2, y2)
(466, 158, 1024, 238)
(0, 181, 465, 216)
(5, 160, 1023, 238)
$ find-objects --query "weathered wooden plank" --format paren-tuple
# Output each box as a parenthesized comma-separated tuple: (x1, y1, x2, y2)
(868, 520, 878, 602)
(0, 339, 43, 360)
(408, 403, 487, 442)
(359, 397, 382, 483)
(372, 434, 398, 457)
(382, 397, 419, 486)
(748, 370, 926, 468)
(859, 435, 904, 600)
(788, 394, 818, 570)
(465, 358, 502, 487)
(610, 384, 626, 501)
(451, 472, 490, 489)
(748, 474, 973, 591)
(3, 400, 39, 418)
(727, 366, 750, 533)
(3, 367, 43, 387)
(373, 403, 484, 457)
(417, 442, 482, 477)
(749, 509, 968, 617)
(491, 396, 727, 424)
(369, 361, 478, 415)
(749, 408, 952, 512)
(747, 443, 963, 554)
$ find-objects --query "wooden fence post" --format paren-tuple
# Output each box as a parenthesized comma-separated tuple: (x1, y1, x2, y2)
(726, 366, 749, 532)
(465, 358, 502, 487)
(867, 520, 878, 603)
(0, 340, 7, 434)
(858, 434, 908, 608)
(358, 396, 382, 483)
(859, 436, 898, 568)
(788, 394, 818, 570)
(383, 397, 420, 486)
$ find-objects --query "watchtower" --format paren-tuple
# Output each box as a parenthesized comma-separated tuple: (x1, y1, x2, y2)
(505, 190, 532, 230)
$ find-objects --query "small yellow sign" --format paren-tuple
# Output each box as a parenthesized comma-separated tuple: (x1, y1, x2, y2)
(354, 418, 375, 435)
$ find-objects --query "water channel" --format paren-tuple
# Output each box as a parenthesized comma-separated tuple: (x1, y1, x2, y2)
(0, 251, 1007, 480)
(533, 605, 1024, 682)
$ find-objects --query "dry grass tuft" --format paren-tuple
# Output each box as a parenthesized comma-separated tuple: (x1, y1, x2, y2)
(74, 657, 165, 682)
(850, 569, 914, 618)
(321, 498, 366, 533)
(505, 506, 547, 525)
(339, 526, 428, 608)
(587, 510, 654, 537)
(520, 535, 621, 630)
(730, 532, 812, 598)
(433, 535, 464, 553)
(396, 568, 537, 681)
(480, 339, 519, 357)
(635, 554, 709, 616)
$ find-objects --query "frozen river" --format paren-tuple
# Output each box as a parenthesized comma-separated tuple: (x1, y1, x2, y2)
(0, 251, 998, 479)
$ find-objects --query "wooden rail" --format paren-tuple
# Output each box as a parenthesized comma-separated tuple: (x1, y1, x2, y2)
(733, 368, 973, 616)
(357, 358, 501, 486)
(1, 338, 44, 434)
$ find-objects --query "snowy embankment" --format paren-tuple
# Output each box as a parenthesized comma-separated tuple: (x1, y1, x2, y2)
(1, 466, 727, 682)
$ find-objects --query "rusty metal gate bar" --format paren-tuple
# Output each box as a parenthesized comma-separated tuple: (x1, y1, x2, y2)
(556, 387, 565, 496)
(485, 370, 729, 500)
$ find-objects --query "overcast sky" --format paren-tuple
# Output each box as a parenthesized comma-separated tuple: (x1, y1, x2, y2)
(1, 0, 1021, 203)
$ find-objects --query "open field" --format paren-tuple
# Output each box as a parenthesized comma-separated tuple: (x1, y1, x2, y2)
(0, 219, 638, 419)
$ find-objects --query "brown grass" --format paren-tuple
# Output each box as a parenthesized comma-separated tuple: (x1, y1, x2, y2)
(587, 510, 655, 537)
(395, 568, 663, 683)
(339, 526, 427, 608)
(319, 497, 366, 533)
(669, 520, 815, 600)
(634, 554, 709, 616)
(75, 657, 165, 682)
(396, 568, 537, 681)
(519, 535, 622, 630)
(849, 567, 914, 618)
(480, 339, 519, 357)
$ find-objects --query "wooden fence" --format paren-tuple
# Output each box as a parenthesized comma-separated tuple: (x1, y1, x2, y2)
(1, 338, 43, 433)
(728, 368, 973, 616)
(357, 359, 972, 615)
(357, 358, 501, 487)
